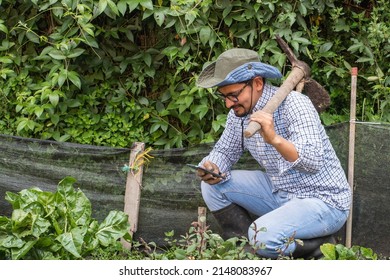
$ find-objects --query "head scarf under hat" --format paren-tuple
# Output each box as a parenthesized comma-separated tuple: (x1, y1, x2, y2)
(197, 48, 282, 88)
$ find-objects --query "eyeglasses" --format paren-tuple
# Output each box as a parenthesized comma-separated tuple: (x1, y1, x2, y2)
(216, 79, 252, 102)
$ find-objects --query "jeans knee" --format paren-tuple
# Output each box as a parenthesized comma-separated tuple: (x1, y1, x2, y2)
(200, 181, 215, 204)
(200, 181, 229, 211)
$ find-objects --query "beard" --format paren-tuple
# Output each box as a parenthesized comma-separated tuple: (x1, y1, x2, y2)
(232, 104, 249, 117)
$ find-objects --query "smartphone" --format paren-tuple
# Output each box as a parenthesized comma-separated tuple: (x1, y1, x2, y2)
(186, 164, 226, 179)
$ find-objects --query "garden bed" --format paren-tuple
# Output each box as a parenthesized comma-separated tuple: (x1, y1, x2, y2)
(1, 122, 389, 258)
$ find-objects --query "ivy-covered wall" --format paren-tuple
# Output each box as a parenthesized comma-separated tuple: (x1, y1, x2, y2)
(0, 0, 389, 149)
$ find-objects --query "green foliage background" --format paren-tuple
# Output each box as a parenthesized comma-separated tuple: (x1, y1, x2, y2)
(0, 0, 389, 149)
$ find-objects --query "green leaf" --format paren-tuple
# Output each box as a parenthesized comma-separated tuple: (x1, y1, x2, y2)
(95, 211, 130, 247)
(154, 10, 165, 26)
(67, 48, 85, 59)
(178, 111, 190, 124)
(16, 119, 28, 133)
(212, 120, 221, 132)
(192, 104, 209, 120)
(320, 243, 337, 259)
(67, 99, 82, 108)
(51, 114, 60, 125)
(4, 191, 21, 208)
(11, 210, 34, 238)
(199, 26, 211, 46)
(0, 22, 8, 34)
(31, 216, 51, 238)
(26, 120, 35, 130)
(70, 190, 92, 226)
(367, 76, 379, 82)
(26, 31, 40, 43)
(128, 0, 139, 12)
(139, 0, 153, 10)
(298, 2, 307, 16)
(48, 50, 67, 60)
(98, 0, 108, 15)
(356, 57, 374, 63)
(81, 23, 95, 37)
(138, 96, 149, 106)
(58, 71, 67, 87)
(49, 91, 60, 107)
(117, 0, 127, 15)
(107, 0, 119, 16)
(11, 240, 37, 260)
(359, 247, 377, 260)
(34, 107, 44, 118)
(143, 53, 152, 67)
(319, 42, 333, 53)
(82, 35, 99, 48)
(57, 177, 78, 196)
(348, 40, 364, 53)
(67, 71, 81, 89)
(56, 227, 87, 258)
(0, 56, 13, 64)
(184, 95, 193, 108)
(150, 122, 161, 133)
(0, 235, 24, 249)
(292, 36, 310, 45)
(174, 248, 186, 260)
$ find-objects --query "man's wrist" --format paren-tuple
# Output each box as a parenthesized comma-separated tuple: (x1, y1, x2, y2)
(269, 134, 283, 147)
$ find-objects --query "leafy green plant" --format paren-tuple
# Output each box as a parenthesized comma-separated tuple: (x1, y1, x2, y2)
(93, 222, 264, 260)
(321, 243, 378, 260)
(88, 219, 384, 260)
(0, 0, 388, 149)
(165, 221, 262, 260)
(0, 176, 131, 260)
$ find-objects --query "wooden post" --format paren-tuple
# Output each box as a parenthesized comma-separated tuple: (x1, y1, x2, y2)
(346, 67, 358, 248)
(121, 142, 145, 249)
(198, 207, 207, 232)
(198, 207, 207, 250)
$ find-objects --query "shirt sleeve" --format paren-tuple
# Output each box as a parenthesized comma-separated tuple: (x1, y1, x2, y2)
(278, 93, 325, 175)
(199, 111, 244, 181)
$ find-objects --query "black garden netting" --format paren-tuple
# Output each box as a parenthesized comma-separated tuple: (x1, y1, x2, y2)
(0, 122, 389, 257)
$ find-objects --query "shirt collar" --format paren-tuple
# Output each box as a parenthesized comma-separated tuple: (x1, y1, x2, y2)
(252, 83, 275, 113)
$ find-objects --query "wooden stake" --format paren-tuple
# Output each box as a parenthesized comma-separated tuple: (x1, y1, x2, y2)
(198, 207, 207, 232)
(121, 142, 145, 249)
(198, 207, 207, 250)
(346, 67, 358, 248)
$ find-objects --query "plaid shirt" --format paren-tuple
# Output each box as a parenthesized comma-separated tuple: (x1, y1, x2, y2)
(201, 83, 351, 210)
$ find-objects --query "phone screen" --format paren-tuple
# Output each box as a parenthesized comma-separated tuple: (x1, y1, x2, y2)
(186, 164, 226, 179)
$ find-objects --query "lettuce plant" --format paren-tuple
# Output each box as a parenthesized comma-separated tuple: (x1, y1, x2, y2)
(0, 177, 131, 260)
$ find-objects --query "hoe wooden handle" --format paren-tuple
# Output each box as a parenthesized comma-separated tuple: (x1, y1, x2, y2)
(244, 65, 307, 138)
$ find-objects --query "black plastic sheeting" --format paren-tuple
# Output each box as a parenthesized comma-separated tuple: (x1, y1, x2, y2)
(0, 122, 389, 257)
(329, 123, 390, 257)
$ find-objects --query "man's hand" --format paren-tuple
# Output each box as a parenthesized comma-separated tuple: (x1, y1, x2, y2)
(197, 160, 225, 185)
(249, 110, 277, 145)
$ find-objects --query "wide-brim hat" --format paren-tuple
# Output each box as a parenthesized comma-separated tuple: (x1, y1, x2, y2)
(197, 48, 282, 88)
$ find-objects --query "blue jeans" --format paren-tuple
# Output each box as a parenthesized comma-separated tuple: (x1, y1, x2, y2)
(201, 170, 349, 258)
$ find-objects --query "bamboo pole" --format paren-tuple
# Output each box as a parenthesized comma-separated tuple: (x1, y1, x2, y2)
(346, 67, 358, 248)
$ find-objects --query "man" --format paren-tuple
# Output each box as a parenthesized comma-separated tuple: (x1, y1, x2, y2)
(195, 48, 351, 259)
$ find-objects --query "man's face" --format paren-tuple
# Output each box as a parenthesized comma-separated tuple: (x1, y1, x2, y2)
(217, 78, 262, 117)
